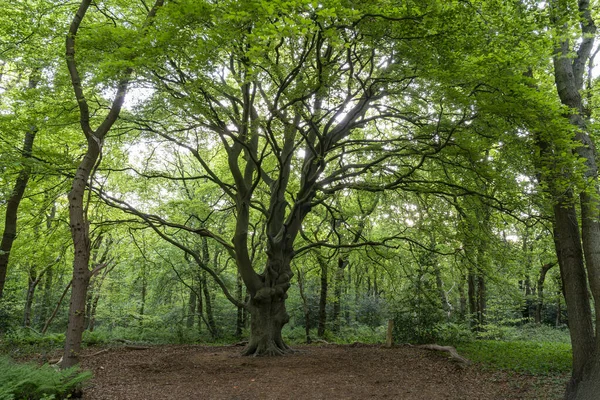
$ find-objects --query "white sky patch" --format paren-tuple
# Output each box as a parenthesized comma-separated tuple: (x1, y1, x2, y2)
(505, 234, 519, 242)
(124, 87, 155, 110)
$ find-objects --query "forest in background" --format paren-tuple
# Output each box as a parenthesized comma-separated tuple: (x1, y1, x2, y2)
(1, 0, 600, 399)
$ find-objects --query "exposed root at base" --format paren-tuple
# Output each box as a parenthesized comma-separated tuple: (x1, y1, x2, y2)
(242, 341, 293, 357)
(414, 344, 471, 366)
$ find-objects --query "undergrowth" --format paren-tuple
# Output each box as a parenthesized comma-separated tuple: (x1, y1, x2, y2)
(456, 340, 571, 375)
(0, 356, 91, 400)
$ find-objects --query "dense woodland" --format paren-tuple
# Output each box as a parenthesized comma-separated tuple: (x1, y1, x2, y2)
(2, 0, 600, 399)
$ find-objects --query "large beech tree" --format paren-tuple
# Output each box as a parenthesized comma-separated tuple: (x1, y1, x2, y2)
(98, 0, 533, 356)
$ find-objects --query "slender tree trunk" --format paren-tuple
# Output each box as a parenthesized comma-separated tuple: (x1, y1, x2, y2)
(458, 274, 467, 320)
(88, 292, 101, 332)
(187, 287, 196, 328)
(296, 268, 311, 343)
(535, 263, 555, 324)
(139, 262, 146, 329)
(38, 266, 53, 328)
(467, 270, 477, 328)
(317, 255, 328, 337)
(0, 75, 39, 298)
(477, 275, 486, 326)
(197, 282, 203, 335)
(42, 280, 71, 334)
(201, 273, 218, 338)
(236, 273, 244, 337)
(61, 0, 164, 368)
(331, 257, 346, 333)
(23, 272, 38, 327)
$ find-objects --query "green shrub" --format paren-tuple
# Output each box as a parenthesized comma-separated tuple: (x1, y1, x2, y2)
(82, 330, 110, 347)
(0, 356, 91, 400)
(0, 329, 65, 356)
(431, 322, 474, 344)
(456, 340, 571, 375)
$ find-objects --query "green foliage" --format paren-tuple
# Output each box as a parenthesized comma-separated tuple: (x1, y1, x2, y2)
(0, 329, 64, 356)
(0, 356, 91, 400)
(457, 340, 571, 375)
(477, 323, 570, 343)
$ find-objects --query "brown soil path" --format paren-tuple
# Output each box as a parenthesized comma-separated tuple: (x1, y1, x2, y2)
(80, 344, 565, 400)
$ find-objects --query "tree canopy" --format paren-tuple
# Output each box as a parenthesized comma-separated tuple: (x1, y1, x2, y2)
(2, 1, 600, 398)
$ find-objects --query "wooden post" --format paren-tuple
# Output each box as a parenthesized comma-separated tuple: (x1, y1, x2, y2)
(385, 319, 394, 348)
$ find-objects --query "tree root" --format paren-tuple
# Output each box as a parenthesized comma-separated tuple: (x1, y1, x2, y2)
(415, 344, 471, 366)
(242, 340, 293, 357)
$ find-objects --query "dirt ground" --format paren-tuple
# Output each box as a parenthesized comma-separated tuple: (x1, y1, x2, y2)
(79, 344, 566, 400)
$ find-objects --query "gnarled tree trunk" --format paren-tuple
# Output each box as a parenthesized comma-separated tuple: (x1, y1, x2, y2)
(242, 257, 292, 356)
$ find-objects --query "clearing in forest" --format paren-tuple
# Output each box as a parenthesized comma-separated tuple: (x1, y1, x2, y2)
(80, 344, 565, 399)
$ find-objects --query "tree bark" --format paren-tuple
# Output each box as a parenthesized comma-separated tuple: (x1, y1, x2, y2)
(535, 263, 555, 324)
(42, 280, 71, 334)
(235, 273, 244, 337)
(201, 272, 218, 338)
(317, 254, 328, 337)
(296, 268, 312, 344)
(186, 287, 197, 328)
(242, 278, 291, 356)
(61, 0, 164, 368)
(467, 270, 477, 328)
(548, 1, 600, 397)
(331, 257, 346, 333)
(0, 74, 39, 298)
(23, 272, 38, 327)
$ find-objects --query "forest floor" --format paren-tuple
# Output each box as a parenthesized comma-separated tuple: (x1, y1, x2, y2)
(78, 343, 567, 400)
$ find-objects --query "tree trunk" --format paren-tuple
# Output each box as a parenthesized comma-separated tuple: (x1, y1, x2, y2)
(88, 292, 101, 332)
(23, 272, 38, 327)
(467, 270, 477, 328)
(236, 273, 244, 337)
(242, 285, 291, 356)
(139, 262, 146, 329)
(42, 280, 71, 334)
(535, 263, 555, 324)
(477, 275, 486, 326)
(296, 268, 311, 344)
(553, 201, 595, 396)
(201, 272, 218, 338)
(38, 266, 53, 328)
(61, 0, 164, 367)
(0, 75, 39, 298)
(197, 282, 203, 335)
(317, 255, 328, 337)
(331, 257, 346, 333)
(458, 275, 467, 320)
(186, 287, 196, 328)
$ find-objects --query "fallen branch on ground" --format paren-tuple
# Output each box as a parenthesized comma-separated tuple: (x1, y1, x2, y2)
(415, 344, 471, 366)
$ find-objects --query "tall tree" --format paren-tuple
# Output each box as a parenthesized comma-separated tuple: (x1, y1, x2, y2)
(541, 0, 600, 398)
(61, 0, 164, 368)
(0, 73, 39, 298)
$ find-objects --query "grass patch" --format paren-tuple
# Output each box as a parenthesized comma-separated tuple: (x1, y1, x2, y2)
(456, 340, 571, 375)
